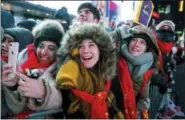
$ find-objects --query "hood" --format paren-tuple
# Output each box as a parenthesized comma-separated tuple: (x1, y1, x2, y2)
(132, 25, 160, 60)
(58, 23, 117, 79)
(156, 20, 175, 32)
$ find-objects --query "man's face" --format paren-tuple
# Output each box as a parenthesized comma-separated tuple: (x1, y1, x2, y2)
(77, 8, 98, 24)
(1, 34, 14, 57)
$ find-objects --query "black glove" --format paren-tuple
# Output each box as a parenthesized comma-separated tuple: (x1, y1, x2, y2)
(159, 85, 168, 94)
(176, 47, 184, 57)
(175, 47, 185, 64)
(151, 75, 168, 94)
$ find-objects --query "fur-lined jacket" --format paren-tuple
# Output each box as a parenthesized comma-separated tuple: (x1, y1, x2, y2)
(56, 24, 124, 119)
(2, 46, 62, 114)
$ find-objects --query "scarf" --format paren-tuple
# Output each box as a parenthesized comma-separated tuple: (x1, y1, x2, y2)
(118, 57, 153, 119)
(156, 37, 173, 54)
(21, 44, 54, 73)
(156, 30, 175, 42)
(120, 44, 154, 78)
(117, 57, 137, 118)
(70, 81, 111, 119)
(1, 55, 8, 63)
(56, 59, 106, 118)
(118, 44, 154, 119)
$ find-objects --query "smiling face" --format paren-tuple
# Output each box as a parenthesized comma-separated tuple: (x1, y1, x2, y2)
(36, 41, 58, 62)
(1, 34, 14, 57)
(79, 39, 100, 69)
(77, 8, 98, 24)
(128, 37, 147, 56)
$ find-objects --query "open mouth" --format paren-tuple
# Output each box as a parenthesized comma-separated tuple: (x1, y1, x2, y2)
(82, 56, 92, 61)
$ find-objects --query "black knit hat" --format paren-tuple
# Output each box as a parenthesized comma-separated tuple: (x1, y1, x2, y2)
(77, 2, 100, 20)
(34, 26, 62, 48)
(4, 27, 34, 52)
(17, 20, 37, 31)
(54, 7, 71, 26)
(4, 28, 17, 41)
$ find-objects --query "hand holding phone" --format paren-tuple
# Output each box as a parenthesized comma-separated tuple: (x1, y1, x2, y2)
(8, 42, 19, 73)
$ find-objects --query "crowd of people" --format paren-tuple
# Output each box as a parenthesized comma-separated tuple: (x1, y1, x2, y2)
(1, 2, 185, 119)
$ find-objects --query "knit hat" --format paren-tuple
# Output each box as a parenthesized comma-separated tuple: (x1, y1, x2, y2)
(156, 20, 175, 32)
(77, 2, 100, 21)
(4, 29, 17, 42)
(32, 20, 64, 48)
(54, 7, 71, 26)
(58, 23, 116, 78)
(17, 20, 37, 31)
(1, 10, 15, 29)
(4, 27, 34, 52)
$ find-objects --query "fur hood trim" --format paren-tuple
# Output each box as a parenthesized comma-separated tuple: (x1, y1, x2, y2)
(58, 23, 117, 79)
(32, 19, 64, 48)
(32, 19, 64, 38)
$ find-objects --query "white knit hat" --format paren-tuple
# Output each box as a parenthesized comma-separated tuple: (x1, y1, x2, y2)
(156, 20, 175, 32)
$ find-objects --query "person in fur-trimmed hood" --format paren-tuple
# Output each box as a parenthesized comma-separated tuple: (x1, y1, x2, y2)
(1, 19, 64, 118)
(111, 25, 160, 119)
(56, 23, 123, 119)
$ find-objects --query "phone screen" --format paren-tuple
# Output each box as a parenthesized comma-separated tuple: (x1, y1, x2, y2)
(8, 42, 19, 73)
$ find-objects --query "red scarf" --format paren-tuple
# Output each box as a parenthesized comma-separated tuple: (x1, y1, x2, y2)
(1, 56, 8, 63)
(21, 44, 54, 73)
(117, 57, 153, 119)
(13, 110, 33, 119)
(156, 37, 173, 55)
(70, 81, 111, 119)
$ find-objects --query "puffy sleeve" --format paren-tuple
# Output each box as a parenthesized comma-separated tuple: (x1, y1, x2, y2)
(28, 63, 62, 111)
(2, 85, 27, 113)
(56, 59, 80, 89)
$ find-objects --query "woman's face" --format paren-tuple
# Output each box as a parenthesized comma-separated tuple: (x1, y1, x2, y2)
(79, 39, 100, 69)
(128, 38, 147, 56)
(1, 35, 14, 57)
(36, 41, 58, 62)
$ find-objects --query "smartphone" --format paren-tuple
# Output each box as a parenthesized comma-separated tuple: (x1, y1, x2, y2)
(8, 42, 19, 73)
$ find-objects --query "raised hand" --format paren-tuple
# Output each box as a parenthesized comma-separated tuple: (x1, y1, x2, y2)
(2, 64, 18, 87)
(116, 24, 136, 41)
(16, 72, 46, 99)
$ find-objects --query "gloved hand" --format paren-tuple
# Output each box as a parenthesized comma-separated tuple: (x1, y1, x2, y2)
(175, 47, 185, 64)
(116, 24, 136, 42)
(176, 47, 184, 57)
(137, 98, 150, 110)
(159, 85, 168, 94)
(151, 74, 168, 94)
